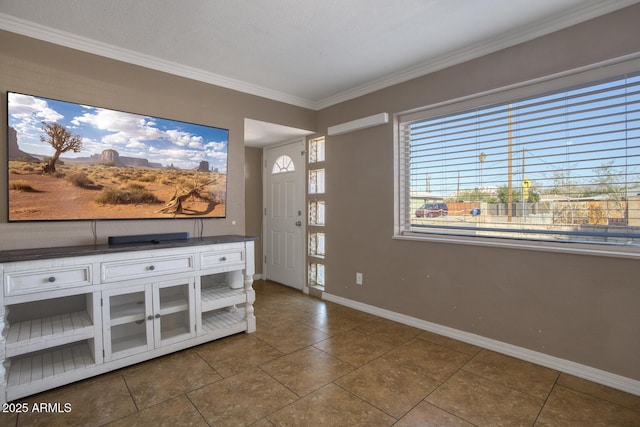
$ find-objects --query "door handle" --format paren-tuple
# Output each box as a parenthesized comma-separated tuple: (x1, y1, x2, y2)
(295, 221, 302, 226)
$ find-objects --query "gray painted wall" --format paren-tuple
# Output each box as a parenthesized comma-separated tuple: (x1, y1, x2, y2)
(315, 5, 640, 380)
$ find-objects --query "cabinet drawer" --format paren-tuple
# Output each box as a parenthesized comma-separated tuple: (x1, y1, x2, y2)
(101, 254, 194, 282)
(200, 249, 245, 271)
(5, 265, 92, 296)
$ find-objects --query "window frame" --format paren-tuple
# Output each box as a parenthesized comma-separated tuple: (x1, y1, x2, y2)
(307, 136, 326, 290)
(271, 154, 296, 174)
(394, 54, 640, 259)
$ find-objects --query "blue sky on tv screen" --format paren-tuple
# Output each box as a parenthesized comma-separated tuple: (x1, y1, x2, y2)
(8, 93, 229, 172)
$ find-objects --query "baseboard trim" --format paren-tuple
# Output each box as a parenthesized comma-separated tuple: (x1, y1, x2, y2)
(322, 292, 640, 396)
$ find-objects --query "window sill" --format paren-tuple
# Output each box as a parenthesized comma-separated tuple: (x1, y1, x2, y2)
(393, 232, 640, 260)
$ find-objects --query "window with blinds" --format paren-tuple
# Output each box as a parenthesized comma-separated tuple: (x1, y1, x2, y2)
(397, 70, 640, 246)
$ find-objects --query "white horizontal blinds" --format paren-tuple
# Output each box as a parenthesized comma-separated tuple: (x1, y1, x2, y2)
(401, 71, 640, 245)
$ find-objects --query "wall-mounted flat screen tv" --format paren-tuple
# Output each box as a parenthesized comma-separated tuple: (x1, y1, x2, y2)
(7, 92, 229, 222)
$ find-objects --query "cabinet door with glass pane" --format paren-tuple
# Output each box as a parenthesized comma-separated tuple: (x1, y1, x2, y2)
(102, 278, 195, 361)
(153, 278, 196, 347)
(102, 284, 154, 361)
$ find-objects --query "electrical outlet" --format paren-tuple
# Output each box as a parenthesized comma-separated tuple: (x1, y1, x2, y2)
(356, 272, 363, 285)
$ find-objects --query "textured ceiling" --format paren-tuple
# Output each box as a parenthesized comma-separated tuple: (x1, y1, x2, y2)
(1, 0, 637, 145)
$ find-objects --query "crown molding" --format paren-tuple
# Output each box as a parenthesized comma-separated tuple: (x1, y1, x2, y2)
(1, 0, 637, 111)
(314, 0, 640, 110)
(0, 12, 316, 110)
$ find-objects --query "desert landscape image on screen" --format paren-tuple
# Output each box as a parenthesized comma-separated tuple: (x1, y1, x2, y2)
(7, 92, 228, 221)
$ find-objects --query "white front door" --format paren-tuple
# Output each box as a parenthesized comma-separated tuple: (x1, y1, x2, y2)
(264, 140, 305, 289)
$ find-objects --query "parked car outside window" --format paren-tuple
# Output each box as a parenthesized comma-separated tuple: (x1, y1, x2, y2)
(416, 202, 448, 218)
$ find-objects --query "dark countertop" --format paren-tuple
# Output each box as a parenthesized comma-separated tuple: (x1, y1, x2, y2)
(0, 235, 258, 263)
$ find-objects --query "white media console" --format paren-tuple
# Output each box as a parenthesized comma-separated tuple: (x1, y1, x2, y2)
(0, 235, 256, 403)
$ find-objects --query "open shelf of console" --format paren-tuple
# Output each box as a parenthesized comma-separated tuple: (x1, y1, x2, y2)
(5, 311, 95, 358)
(201, 307, 247, 334)
(5, 341, 98, 401)
(201, 272, 246, 312)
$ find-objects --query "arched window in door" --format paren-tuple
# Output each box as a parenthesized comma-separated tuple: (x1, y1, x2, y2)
(272, 155, 295, 174)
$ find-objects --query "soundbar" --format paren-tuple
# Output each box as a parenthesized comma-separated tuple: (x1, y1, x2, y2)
(108, 232, 189, 245)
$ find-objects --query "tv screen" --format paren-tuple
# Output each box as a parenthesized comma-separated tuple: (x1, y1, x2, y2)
(7, 92, 229, 221)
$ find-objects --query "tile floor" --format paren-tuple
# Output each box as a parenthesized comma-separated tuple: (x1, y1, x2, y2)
(2, 279, 639, 426)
